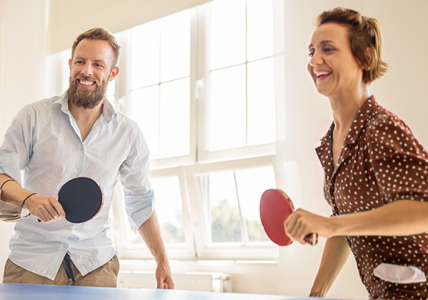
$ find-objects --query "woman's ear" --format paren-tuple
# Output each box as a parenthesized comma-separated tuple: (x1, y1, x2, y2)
(364, 47, 374, 70)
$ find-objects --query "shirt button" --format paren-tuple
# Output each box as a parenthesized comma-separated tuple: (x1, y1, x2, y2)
(63, 244, 68, 249)
(76, 173, 80, 177)
(67, 225, 73, 230)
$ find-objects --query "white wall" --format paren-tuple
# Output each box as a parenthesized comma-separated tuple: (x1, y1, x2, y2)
(273, 0, 428, 299)
(0, 0, 47, 282)
(1, 1, 428, 299)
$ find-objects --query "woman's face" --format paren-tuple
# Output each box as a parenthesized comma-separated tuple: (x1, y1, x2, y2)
(307, 22, 364, 99)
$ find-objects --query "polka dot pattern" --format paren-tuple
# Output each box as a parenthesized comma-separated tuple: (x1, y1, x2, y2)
(315, 97, 428, 299)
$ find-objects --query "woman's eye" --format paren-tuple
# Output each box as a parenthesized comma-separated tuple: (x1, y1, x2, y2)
(323, 48, 333, 53)
(308, 51, 314, 57)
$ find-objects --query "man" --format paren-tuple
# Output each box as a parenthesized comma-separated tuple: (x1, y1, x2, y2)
(0, 27, 174, 288)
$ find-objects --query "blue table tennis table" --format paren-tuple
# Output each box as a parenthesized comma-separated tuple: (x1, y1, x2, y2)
(0, 283, 343, 300)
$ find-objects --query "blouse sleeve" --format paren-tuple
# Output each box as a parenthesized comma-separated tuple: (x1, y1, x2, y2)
(366, 113, 428, 203)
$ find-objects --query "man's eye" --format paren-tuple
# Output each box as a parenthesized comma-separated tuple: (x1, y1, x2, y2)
(75, 60, 84, 64)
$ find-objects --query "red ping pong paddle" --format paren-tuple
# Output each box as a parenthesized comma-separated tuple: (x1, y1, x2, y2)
(58, 177, 104, 223)
(260, 189, 318, 246)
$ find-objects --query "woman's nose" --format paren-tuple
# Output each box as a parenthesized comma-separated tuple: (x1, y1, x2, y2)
(309, 51, 323, 66)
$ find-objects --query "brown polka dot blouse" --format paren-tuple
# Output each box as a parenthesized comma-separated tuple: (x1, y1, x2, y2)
(316, 97, 428, 299)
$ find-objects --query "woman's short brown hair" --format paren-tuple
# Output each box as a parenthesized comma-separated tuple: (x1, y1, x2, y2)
(71, 27, 121, 68)
(317, 7, 387, 84)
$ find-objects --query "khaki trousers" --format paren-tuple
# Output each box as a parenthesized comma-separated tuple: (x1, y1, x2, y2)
(3, 255, 120, 287)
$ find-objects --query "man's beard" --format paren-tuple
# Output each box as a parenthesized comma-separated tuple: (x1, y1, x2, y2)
(67, 75, 109, 109)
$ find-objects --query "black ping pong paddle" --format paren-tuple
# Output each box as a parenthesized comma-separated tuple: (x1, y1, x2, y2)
(58, 177, 104, 223)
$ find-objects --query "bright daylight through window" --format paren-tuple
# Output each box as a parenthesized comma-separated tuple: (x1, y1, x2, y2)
(45, 0, 277, 260)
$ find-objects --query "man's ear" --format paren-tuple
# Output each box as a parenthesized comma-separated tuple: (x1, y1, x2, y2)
(69, 59, 72, 69)
(110, 66, 119, 81)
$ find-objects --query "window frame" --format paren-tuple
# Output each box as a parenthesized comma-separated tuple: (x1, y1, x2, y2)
(196, 2, 276, 164)
(45, 0, 280, 262)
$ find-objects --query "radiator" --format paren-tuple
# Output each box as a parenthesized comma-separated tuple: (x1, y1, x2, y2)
(118, 271, 231, 292)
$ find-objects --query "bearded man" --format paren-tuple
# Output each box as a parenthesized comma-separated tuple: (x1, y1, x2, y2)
(0, 28, 174, 289)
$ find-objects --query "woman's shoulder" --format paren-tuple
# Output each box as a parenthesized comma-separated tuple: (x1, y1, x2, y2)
(366, 102, 410, 135)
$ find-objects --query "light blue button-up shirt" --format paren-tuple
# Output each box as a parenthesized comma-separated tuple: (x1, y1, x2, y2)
(0, 93, 154, 280)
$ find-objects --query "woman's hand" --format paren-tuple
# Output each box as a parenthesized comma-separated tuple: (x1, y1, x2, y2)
(283, 209, 335, 244)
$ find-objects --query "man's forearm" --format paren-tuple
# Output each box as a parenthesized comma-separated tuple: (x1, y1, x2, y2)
(0, 174, 33, 206)
(138, 210, 168, 263)
(138, 210, 174, 289)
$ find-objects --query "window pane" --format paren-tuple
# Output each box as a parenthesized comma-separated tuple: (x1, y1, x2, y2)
(131, 21, 160, 89)
(106, 80, 116, 106)
(128, 176, 185, 246)
(152, 176, 186, 244)
(210, 65, 246, 151)
(207, 172, 242, 243)
(107, 80, 115, 96)
(210, 0, 246, 70)
(160, 10, 191, 82)
(235, 166, 275, 242)
(44, 49, 71, 97)
(247, 0, 274, 61)
(130, 87, 159, 159)
(247, 58, 276, 145)
(159, 79, 190, 158)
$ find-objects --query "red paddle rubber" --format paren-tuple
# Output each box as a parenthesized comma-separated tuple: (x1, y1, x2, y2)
(260, 189, 318, 246)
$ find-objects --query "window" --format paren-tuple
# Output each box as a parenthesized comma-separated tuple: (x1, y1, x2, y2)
(200, 166, 275, 245)
(128, 10, 192, 161)
(45, 0, 279, 261)
(204, 0, 275, 157)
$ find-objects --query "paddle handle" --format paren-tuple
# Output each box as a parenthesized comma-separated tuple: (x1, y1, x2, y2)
(304, 233, 318, 246)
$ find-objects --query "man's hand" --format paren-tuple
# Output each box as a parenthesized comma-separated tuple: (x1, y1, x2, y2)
(23, 194, 65, 223)
(155, 260, 175, 289)
(138, 210, 175, 289)
(284, 209, 333, 244)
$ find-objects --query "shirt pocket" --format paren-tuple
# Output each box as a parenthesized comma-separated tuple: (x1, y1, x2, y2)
(373, 263, 426, 284)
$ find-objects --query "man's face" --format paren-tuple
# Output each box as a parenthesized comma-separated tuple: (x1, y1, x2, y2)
(67, 39, 119, 109)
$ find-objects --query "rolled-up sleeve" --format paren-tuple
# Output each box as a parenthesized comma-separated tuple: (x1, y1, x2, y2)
(0, 105, 35, 185)
(119, 122, 154, 232)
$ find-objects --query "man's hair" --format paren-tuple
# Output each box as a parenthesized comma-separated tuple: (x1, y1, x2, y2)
(71, 27, 121, 67)
(317, 7, 388, 84)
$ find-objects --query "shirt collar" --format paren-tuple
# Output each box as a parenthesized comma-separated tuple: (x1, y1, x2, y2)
(319, 96, 377, 147)
(343, 96, 376, 146)
(54, 91, 118, 122)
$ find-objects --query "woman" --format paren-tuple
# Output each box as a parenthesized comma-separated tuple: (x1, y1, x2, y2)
(284, 7, 428, 299)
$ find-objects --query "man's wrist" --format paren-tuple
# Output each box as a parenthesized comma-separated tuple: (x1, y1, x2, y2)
(21, 193, 37, 208)
(156, 256, 169, 266)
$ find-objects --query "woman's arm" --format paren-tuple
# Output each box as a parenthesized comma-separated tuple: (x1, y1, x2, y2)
(285, 200, 428, 244)
(310, 236, 351, 297)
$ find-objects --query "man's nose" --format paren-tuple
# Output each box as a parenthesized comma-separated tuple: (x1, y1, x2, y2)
(81, 64, 93, 76)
